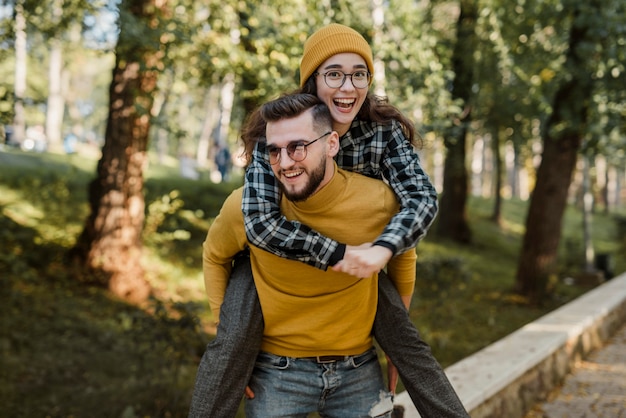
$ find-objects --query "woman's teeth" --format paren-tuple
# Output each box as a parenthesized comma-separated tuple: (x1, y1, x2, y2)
(334, 98, 355, 108)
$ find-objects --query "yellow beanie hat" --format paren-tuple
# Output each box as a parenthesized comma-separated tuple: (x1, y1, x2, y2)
(300, 23, 374, 87)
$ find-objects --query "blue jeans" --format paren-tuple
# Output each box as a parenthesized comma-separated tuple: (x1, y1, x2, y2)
(245, 348, 393, 418)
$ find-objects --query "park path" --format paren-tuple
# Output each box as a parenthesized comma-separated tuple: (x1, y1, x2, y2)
(523, 321, 626, 418)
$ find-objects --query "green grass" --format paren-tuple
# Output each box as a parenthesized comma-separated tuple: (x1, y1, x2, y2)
(1, 147, 624, 417)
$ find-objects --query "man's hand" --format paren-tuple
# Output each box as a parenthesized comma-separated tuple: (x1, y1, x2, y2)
(245, 385, 255, 399)
(386, 355, 399, 394)
(332, 244, 393, 278)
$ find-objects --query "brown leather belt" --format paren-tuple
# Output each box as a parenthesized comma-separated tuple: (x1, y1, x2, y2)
(300, 355, 351, 363)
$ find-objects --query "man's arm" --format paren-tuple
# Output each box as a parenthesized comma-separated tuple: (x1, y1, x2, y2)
(203, 188, 248, 321)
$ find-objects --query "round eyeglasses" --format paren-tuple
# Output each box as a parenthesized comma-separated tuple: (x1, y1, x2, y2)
(315, 70, 371, 89)
(266, 132, 331, 165)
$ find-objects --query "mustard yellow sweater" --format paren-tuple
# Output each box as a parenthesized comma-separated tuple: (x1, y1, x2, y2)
(203, 164, 416, 358)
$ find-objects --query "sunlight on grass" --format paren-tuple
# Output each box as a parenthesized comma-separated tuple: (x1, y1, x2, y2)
(0, 185, 20, 205)
(500, 217, 526, 235)
(1, 182, 87, 247)
(2, 199, 45, 227)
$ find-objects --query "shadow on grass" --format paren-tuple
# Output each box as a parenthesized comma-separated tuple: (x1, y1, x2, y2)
(0, 210, 210, 417)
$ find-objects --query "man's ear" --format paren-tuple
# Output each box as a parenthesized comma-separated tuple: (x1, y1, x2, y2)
(327, 131, 340, 157)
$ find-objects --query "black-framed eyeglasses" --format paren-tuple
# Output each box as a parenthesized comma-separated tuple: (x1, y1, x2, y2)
(266, 131, 332, 165)
(315, 70, 371, 89)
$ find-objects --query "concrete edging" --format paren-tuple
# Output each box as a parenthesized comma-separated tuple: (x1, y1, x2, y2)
(395, 272, 626, 417)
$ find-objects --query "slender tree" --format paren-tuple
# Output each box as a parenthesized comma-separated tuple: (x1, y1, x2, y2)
(45, 0, 64, 151)
(12, 0, 27, 145)
(489, 126, 503, 224)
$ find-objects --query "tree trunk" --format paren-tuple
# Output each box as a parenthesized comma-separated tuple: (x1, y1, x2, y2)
(470, 136, 483, 197)
(596, 155, 609, 214)
(69, 0, 166, 302)
(490, 128, 503, 224)
(217, 73, 235, 147)
(515, 4, 595, 302)
(45, 38, 64, 151)
(371, 0, 386, 97)
(438, 125, 471, 243)
(509, 141, 521, 199)
(581, 155, 595, 272)
(12, 1, 27, 145)
(436, 0, 476, 244)
(606, 164, 617, 212)
(514, 128, 582, 301)
(151, 68, 172, 164)
(196, 85, 220, 168)
(44, 0, 65, 151)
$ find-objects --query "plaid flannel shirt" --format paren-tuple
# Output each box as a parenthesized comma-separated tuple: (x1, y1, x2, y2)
(242, 118, 439, 271)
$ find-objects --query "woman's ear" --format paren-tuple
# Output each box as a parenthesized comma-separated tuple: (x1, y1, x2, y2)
(327, 131, 340, 157)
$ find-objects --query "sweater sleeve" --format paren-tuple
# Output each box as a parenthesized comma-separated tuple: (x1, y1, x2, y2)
(373, 121, 439, 255)
(242, 142, 345, 271)
(203, 188, 248, 321)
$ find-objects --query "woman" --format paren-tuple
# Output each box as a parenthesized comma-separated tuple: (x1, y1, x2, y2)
(189, 24, 468, 418)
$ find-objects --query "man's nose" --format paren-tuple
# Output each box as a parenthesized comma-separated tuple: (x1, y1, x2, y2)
(279, 148, 295, 167)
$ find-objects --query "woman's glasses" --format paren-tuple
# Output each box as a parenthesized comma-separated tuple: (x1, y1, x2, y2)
(315, 70, 371, 89)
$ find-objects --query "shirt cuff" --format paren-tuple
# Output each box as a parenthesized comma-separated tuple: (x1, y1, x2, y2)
(328, 244, 346, 267)
(373, 240, 396, 255)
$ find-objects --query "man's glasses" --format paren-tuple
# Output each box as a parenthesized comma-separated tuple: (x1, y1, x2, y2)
(267, 132, 331, 165)
(315, 70, 371, 89)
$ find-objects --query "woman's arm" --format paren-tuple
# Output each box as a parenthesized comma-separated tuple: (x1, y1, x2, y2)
(375, 121, 439, 255)
(242, 142, 346, 271)
(332, 120, 437, 277)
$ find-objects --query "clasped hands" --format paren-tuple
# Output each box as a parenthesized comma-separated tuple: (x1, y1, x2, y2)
(331, 243, 393, 278)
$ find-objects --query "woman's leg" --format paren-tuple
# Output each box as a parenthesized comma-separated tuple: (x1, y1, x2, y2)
(374, 271, 469, 417)
(189, 251, 263, 418)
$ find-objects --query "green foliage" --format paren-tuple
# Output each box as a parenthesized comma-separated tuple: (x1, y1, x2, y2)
(141, 171, 237, 280)
(21, 0, 98, 36)
(2, 0, 624, 177)
(415, 257, 471, 298)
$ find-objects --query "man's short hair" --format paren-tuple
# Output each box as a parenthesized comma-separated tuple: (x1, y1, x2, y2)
(260, 93, 333, 134)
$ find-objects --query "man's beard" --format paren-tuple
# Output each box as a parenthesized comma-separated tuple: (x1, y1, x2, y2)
(278, 156, 327, 202)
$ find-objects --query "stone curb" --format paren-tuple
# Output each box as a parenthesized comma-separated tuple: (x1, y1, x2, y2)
(395, 272, 626, 418)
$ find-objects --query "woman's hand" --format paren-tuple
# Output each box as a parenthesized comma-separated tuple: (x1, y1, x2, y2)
(332, 244, 393, 278)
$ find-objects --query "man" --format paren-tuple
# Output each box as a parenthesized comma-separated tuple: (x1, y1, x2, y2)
(202, 93, 416, 417)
